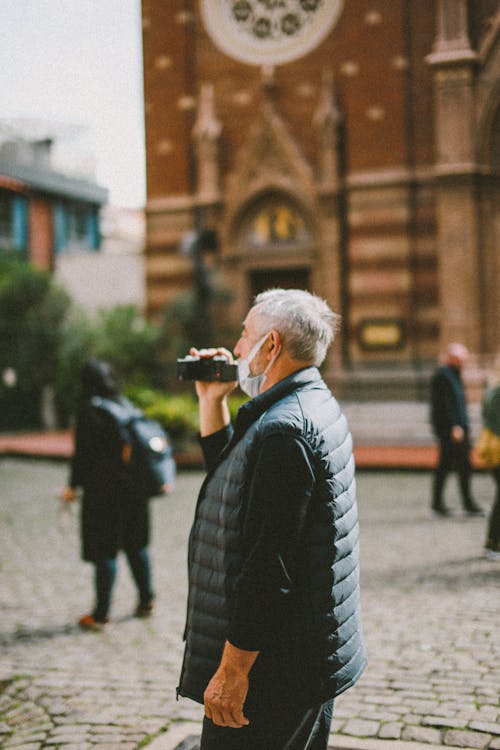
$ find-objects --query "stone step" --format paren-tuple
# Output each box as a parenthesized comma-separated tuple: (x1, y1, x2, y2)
(342, 401, 483, 445)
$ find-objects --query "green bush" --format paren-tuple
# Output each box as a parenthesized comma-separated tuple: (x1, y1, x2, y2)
(54, 305, 165, 427)
(159, 282, 240, 384)
(126, 387, 199, 441)
(92, 305, 164, 386)
(0, 257, 72, 391)
(53, 309, 96, 426)
(0, 256, 73, 429)
(0, 254, 243, 432)
(125, 385, 248, 449)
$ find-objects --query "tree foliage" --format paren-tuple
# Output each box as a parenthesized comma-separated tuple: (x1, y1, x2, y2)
(0, 256, 239, 430)
(0, 255, 73, 428)
(0, 258, 165, 428)
(160, 280, 238, 381)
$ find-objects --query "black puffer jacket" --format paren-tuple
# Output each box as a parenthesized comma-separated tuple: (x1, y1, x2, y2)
(178, 367, 366, 709)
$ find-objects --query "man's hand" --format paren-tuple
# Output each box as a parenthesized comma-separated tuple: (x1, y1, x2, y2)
(60, 486, 76, 503)
(203, 641, 258, 729)
(451, 425, 465, 443)
(190, 347, 238, 402)
(190, 347, 238, 437)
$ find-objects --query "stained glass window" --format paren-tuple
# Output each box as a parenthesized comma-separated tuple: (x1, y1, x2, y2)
(245, 203, 309, 248)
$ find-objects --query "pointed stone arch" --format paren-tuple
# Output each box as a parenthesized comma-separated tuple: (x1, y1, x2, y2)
(216, 98, 345, 374)
(226, 185, 320, 257)
(222, 101, 317, 250)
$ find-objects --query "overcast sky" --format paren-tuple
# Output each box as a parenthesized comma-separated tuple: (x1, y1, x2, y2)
(0, 0, 146, 208)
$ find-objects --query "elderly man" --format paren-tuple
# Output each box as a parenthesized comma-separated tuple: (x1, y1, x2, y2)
(177, 289, 366, 750)
(430, 343, 484, 517)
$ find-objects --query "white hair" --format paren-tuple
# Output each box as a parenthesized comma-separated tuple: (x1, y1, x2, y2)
(252, 289, 340, 367)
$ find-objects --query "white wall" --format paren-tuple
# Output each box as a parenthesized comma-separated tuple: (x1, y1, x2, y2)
(54, 206, 146, 313)
(55, 250, 146, 312)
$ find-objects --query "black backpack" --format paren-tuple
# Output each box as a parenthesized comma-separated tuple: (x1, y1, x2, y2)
(91, 396, 176, 498)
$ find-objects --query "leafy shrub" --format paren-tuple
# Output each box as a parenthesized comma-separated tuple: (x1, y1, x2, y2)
(126, 387, 199, 442)
(0, 256, 73, 428)
(0, 255, 243, 433)
(92, 305, 164, 386)
(53, 309, 96, 426)
(125, 385, 248, 449)
(160, 282, 240, 384)
(54, 305, 165, 426)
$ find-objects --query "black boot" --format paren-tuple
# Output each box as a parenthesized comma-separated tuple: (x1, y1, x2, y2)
(464, 501, 485, 517)
(431, 503, 452, 517)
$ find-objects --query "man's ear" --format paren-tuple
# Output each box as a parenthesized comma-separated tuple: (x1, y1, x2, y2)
(268, 330, 281, 356)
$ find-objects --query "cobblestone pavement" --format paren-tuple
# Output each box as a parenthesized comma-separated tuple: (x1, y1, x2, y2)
(1, 459, 499, 750)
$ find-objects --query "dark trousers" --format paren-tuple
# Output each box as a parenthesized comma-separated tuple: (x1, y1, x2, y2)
(200, 699, 333, 750)
(486, 468, 500, 549)
(432, 438, 474, 510)
(93, 546, 154, 621)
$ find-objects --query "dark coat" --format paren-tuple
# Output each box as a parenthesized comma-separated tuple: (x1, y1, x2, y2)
(70, 398, 150, 561)
(430, 365, 469, 440)
(178, 367, 366, 710)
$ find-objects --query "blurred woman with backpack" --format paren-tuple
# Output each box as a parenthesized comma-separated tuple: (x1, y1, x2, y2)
(61, 359, 155, 628)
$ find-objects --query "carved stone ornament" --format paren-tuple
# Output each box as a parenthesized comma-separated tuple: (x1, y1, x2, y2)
(200, 0, 344, 66)
(222, 98, 316, 250)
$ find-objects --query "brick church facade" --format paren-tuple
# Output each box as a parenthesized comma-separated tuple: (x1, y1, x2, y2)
(141, 0, 500, 398)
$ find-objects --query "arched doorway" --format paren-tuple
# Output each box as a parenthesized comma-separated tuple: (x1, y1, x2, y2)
(235, 194, 315, 306)
(250, 267, 311, 299)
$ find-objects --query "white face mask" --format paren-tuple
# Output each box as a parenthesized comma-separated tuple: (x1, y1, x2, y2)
(238, 332, 279, 399)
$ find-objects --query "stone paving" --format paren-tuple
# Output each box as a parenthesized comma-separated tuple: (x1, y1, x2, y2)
(1, 458, 499, 750)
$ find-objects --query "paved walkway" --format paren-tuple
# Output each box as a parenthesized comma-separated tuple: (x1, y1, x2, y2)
(1, 458, 499, 750)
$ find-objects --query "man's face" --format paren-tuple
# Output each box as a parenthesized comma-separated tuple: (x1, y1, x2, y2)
(234, 308, 268, 375)
(449, 354, 465, 370)
(447, 346, 468, 370)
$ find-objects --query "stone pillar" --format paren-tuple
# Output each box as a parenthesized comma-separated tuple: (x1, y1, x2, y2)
(426, 0, 481, 355)
(313, 68, 342, 192)
(192, 83, 222, 204)
(313, 70, 345, 377)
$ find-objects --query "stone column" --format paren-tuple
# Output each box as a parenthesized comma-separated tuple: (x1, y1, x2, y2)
(313, 68, 342, 192)
(192, 83, 222, 204)
(313, 70, 346, 376)
(426, 0, 482, 355)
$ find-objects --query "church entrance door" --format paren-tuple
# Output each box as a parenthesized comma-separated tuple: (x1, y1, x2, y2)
(249, 268, 310, 302)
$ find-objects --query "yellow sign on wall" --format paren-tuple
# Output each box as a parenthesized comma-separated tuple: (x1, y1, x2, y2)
(358, 319, 405, 351)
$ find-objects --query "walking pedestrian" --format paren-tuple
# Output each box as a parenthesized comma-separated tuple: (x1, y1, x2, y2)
(429, 343, 484, 517)
(477, 360, 500, 558)
(61, 359, 155, 629)
(177, 289, 366, 750)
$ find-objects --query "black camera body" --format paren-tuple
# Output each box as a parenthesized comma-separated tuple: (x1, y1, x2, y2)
(176, 355, 238, 382)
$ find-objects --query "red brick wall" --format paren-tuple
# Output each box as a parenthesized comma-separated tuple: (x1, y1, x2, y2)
(140, 1, 450, 364)
(142, 1, 437, 193)
(142, 0, 196, 198)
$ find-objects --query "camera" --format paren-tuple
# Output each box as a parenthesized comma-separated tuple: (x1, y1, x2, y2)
(176, 355, 238, 382)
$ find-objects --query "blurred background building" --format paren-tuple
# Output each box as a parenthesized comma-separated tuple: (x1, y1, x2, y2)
(0, 122, 107, 270)
(0, 120, 146, 313)
(141, 0, 500, 400)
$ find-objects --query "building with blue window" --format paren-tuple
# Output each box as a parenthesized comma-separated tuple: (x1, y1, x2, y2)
(0, 137, 107, 270)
